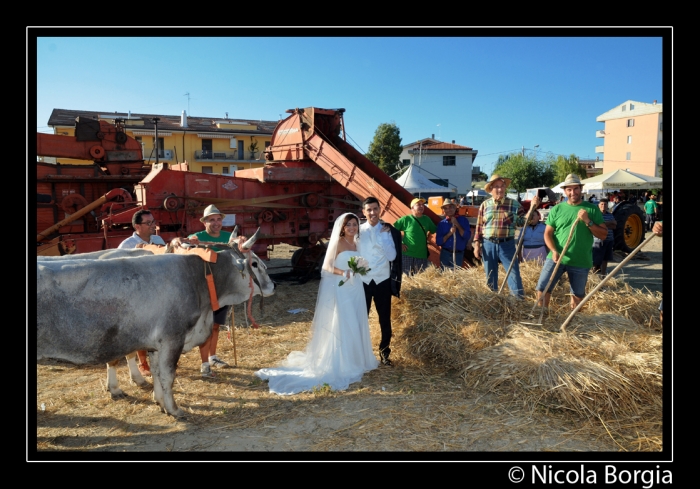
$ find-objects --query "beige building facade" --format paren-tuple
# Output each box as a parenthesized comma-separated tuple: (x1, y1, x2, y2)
(44, 109, 278, 174)
(595, 100, 663, 177)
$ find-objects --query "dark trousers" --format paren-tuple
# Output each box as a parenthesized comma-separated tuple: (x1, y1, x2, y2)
(363, 278, 392, 360)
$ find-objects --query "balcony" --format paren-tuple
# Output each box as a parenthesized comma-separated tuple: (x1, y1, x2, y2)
(195, 149, 240, 161)
(596, 130, 605, 138)
(595, 145, 605, 154)
(595, 160, 604, 169)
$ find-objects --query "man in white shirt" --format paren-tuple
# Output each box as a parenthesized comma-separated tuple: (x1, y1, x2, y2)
(117, 209, 166, 249)
(360, 197, 402, 366)
(117, 209, 166, 376)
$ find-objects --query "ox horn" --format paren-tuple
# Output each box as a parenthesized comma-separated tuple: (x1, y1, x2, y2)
(240, 227, 261, 251)
(227, 225, 240, 248)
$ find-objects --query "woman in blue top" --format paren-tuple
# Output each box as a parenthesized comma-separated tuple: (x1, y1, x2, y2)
(519, 210, 547, 263)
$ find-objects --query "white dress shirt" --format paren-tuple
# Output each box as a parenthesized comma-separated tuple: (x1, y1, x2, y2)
(117, 232, 166, 249)
(359, 221, 396, 284)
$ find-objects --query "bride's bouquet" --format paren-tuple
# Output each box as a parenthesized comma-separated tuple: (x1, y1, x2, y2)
(339, 256, 371, 286)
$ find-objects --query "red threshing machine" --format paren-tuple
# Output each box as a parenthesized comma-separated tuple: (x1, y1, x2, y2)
(36, 107, 443, 271)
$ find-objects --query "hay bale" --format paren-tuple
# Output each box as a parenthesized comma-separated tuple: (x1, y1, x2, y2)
(390, 262, 662, 422)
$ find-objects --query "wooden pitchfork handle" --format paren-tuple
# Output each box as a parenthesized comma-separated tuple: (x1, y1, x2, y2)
(559, 232, 658, 332)
(530, 217, 582, 323)
(499, 203, 538, 294)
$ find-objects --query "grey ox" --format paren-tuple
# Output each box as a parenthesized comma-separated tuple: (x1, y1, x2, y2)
(37, 231, 275, 417)
(38, 248, 156, 398)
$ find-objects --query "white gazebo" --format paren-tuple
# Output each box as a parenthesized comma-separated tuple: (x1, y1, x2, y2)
(395, 165, 456, 195)
(581, 169, 663, 191)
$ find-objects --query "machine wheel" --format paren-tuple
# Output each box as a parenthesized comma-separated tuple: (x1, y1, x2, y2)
(61, 194, 89, 214)
(612, 203, 645, 253)
(291, 248, 304, 268)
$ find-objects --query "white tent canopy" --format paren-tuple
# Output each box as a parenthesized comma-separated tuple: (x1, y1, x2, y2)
(581, 169, 663, 191)
(466, 189, 489, 198)
(395, 165, 455, 194)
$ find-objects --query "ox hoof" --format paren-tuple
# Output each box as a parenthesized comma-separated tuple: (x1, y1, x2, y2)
(170, 409, 189, 419)
(109, 390, 127, 400)
(134, 379, 153, 389)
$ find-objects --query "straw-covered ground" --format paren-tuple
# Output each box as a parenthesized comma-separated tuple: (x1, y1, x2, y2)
(34, 232, 665, 455)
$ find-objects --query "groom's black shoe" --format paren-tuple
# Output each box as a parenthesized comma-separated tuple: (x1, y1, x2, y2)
(380, 357, 394, 367)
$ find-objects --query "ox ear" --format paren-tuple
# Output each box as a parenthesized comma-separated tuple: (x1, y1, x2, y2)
(241, 227, 260, 251)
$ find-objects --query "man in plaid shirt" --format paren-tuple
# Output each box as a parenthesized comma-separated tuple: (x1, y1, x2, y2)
(473, 174, 539, 298)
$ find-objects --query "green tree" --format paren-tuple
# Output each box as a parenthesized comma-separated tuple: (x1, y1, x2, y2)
(493, 152, 556, 192)
(366, 122, 403, 175)
(553, 154, 587, 183)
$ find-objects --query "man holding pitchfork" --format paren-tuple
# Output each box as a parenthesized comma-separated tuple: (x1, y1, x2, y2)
(534, 174, 608, 311)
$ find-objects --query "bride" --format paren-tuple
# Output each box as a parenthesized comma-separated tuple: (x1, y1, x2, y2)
(255, 213, 379, 395)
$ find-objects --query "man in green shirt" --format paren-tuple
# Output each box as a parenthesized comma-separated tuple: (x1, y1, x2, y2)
(535, 174, 609, 310)
(188, 204, 232, 378)
(644, 194, 659, 232)
(393, 198, 437, 275)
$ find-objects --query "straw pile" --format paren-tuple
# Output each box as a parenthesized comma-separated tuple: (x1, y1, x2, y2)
(391, 261, 663, 423)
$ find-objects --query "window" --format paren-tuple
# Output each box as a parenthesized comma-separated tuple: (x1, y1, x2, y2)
(402, 159, 410, 166)
(202, 166, 213, 173)
(627, 136, 632, 144)
(621, 104, 626, 111)
(626, 152, 631, 161)
(660, 122, 663, 132)
(264, 141, 271, 148)
(222, 167, 229, 174)
(630, 103, 635, 110)
(443, 156, 456, 166)
(627, 119, 634, 127)
(152, 137, 164, 157)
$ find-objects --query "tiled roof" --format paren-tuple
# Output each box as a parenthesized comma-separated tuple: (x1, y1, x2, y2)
(404, 138, 473, 151)
(47, 108, 278, 134)
(419, 142, 473, 151)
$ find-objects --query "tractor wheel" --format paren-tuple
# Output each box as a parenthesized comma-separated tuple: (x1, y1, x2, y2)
(612, 203, 645, 253)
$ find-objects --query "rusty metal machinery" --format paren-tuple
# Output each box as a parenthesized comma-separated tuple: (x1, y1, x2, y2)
(37, 108, 443, 266)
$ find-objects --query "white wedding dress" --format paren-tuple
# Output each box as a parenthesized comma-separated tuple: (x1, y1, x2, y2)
(255, 249, 379, 395)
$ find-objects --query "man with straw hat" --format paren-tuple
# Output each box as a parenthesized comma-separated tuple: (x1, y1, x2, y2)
(473, 174, 539, 298)
(436, 198, 470, 269)
(187, 204, 234, 378)
(535, 174, 608, 311)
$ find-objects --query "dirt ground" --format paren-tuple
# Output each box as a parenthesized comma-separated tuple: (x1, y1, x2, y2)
(33, 232, 665, 458)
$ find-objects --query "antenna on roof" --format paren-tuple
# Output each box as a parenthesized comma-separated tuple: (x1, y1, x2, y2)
(184, 92, 190, 115)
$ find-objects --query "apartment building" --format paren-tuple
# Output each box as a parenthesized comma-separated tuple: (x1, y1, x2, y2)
(595, 100, 663, 177)
(45, 109, 278, 174)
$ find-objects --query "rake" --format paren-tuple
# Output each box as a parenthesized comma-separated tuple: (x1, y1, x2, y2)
(521, 217, 581, 326)
(559, 231, 659, 332)
(499, 203, 538, 294)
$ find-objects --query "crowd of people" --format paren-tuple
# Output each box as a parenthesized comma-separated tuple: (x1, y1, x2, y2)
(119, 177, 662, 396)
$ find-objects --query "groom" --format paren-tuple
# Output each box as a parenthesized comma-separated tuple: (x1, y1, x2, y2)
(360, 197, 403, 366)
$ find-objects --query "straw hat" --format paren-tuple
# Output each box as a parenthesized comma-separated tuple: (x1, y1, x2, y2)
(441, 198, 458, 208)
(484, 174, 512, 193)
(200, 204, 226, 222)
(410, 197, 426, 208)
(560, 173, 583, 188)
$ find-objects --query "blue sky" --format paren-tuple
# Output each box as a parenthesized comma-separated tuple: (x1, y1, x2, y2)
(34, 31, 666, 177)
